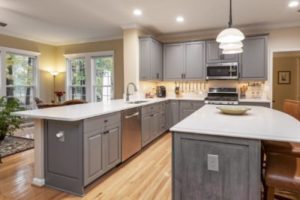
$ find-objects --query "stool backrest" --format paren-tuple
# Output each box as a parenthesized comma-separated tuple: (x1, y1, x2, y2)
(283, 99, 300, 121)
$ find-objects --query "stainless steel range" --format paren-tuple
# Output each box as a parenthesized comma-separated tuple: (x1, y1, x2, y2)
(204, 88, 238, 105)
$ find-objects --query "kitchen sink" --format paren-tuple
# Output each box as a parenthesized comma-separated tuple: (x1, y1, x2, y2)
(127, 100, 148, 104)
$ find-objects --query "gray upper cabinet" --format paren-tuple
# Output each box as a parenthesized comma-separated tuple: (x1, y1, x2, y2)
(151, 39, 163, 80)
(240, 36, 267, 80)
(206, 40, 239, 63)
(139, 38, 151, 80)
(185, 42, 205, 80)
(139, 37, 163, 81)
(164, 43, 185, 80)
(164, 42, 205, 80)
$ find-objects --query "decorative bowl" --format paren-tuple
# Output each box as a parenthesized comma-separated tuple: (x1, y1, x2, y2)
(216, 106, 251, 115)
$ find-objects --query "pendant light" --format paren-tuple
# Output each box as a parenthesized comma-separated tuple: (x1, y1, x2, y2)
(216, 0, 245, 54)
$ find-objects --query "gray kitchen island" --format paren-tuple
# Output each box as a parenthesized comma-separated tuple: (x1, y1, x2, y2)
(170, 105, 300, 200)
(13, 99, 170, 195)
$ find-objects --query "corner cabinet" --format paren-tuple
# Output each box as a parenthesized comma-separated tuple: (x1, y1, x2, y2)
(164, 41, 206, 81)
(240, 36, 268, 80)
(139, 37, 163, 81)
(206, 40, 239, 63)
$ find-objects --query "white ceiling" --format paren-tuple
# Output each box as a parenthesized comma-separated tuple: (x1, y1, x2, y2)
(0, 0, 299, 45)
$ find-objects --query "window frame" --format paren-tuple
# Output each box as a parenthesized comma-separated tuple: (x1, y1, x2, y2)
(0, 47, 40, 109)
(65, 51, 114, 102)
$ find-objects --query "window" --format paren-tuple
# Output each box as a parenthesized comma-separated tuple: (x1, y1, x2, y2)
(68, 57, 86, 100)
(93, 56, 114, 102)
(5, 52, 37, 109)
(65, 51, 114, 102)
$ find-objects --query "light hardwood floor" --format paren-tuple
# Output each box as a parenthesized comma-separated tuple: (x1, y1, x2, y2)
(0, 133, 171, 200)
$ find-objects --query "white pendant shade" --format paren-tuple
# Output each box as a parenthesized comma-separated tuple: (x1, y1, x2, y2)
(216, 28, 245, 43)
(219, 41, 243, 50)
(222, 48, 243, 54)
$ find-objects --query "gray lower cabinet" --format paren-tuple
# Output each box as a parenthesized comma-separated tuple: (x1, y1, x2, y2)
(84, 129, 104, 186)
(173, 132, 261, 200)
(84, 113, 121, 186)
(239, 101, 271, 108)
(206, 40, 239, 63)
(141, 102, 167, 147)
(166, 100, 180, 128)
(179, 100, 205, 120)
(45, 120, 84, 195)
(102, 125, 121, 171)
(139, 37, 163, 81)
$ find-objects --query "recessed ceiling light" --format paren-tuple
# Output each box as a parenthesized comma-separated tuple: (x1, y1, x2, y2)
(176, 16, 184, 23)
(133, 9, 142, 16)
(288, 0, 299, 8)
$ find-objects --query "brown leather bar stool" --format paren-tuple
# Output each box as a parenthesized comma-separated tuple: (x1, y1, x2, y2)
(263, 99, 300, 199)
(264, 151, 300, 199)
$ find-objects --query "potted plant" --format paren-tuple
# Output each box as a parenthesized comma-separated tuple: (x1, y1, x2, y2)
(0, 97, 24, 143)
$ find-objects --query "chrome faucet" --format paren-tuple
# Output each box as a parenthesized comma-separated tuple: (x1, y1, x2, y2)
(126, 82, 138, 102)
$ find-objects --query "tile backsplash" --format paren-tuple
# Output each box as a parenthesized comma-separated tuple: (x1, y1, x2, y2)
(140, 80, 271, 100)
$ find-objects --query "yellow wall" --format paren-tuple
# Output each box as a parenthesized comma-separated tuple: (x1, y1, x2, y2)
(0, 34, 124, 101)
(273, 56, 300, 111)
(56, 39, 124, 98)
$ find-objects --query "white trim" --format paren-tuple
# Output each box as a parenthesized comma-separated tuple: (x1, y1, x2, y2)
(32, 178, 45, 187)
(0, 47, 40, 108)
(269, 47, 300, 108)
(64, 51, 114, 58)
(0, 47, 40, 56)
(65, 51, 115, 102)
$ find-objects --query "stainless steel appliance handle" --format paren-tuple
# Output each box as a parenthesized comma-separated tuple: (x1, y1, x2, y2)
(124, 112, 139, 119)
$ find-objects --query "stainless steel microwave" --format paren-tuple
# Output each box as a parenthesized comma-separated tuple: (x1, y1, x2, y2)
(206, 62, 239, 80)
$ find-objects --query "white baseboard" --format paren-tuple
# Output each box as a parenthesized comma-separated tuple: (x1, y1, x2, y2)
(32, 177, 45, 187)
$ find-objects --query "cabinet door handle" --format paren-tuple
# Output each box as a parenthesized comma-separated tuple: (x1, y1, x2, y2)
(103, 130, 109, 134)
(56, 131, 65, 142)
(156, 73, 159, 79)
(181, 73, 184, 79)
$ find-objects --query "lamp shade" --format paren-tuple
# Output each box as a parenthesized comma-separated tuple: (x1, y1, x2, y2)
(222, 48, 243, 54)
(50, 71, 59, 76)
(219, 41, 243, 50)
(216, 28, 245, 43)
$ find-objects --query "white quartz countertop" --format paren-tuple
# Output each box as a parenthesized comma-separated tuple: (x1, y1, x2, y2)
(13, 97, 207, 121)
(171, 105, 300, 142)
(13, 99, 167, 121)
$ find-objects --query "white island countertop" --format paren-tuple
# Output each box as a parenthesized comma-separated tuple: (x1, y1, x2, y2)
(13, 99, 170, 121)
(171, 105, 300, 143)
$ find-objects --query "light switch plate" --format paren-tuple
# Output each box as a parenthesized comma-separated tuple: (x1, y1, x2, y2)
(207, 154, 219, 172)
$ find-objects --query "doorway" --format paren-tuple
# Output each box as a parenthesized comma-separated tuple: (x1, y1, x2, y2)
(272, 51, 300, 111)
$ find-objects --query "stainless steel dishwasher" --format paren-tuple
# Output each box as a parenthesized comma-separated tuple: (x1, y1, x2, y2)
(122, 107, 142, 161)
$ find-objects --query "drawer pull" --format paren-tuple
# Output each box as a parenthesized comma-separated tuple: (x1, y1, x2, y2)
(56, 131, 65, 142)
(104, 119, 108, 123)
